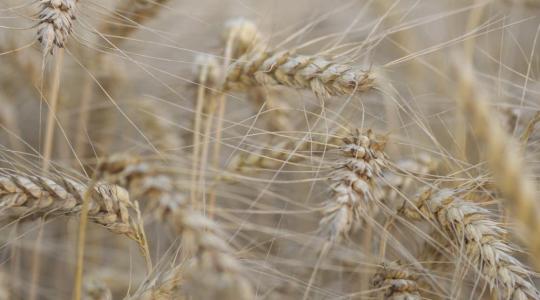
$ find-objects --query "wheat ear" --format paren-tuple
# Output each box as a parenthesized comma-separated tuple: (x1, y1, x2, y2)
(401, 188, 540, 299)
(223, 18, 264, 60)
(0, 174, 145, 244)
(320, 129, 387, 242)
(225, 50, 375, 98)
(371, 262, 421, 300)
(37, 0, 78, 54)
(455, 62, 540, 268)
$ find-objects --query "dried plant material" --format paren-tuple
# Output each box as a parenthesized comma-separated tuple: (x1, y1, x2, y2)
(455, 62, 540, 268)
(401, 188, 540, 299)
(0, 174, 144, 244)
(98, 154, 182, 209)
(37, 0, 78, 54)
(134, 265, 184, 300)
(192, 54, 222, 119)
(320, 129, 387, 242)
(223, 18, 263, 59)
(371, 262, 421, 300)
(2, 1, 540, 299)
(225, 51, 375, 98)
(99, 154, 253, 299)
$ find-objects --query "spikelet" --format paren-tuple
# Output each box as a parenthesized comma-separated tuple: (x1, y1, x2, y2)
(0, 174, 144, 243)
(371, 262, 421, 300)
(37, 0, 78, 54)
(225, 50, 375, 98)
(401, 188, 540, 300)
(320, 129, 387, 242)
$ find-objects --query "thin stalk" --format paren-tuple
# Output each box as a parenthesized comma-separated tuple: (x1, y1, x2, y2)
(41, 50, 65, 172)
(29, 49, 65, 300)
(207, 30, 237, 218)
(191, 64, 209, 206)
(72, 177, 99, 300)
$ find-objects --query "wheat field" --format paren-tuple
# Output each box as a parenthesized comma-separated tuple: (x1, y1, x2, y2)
(1, 0, 540, 299)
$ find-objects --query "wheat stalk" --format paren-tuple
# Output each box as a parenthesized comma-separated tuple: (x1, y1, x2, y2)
(401, 188, 539, 299)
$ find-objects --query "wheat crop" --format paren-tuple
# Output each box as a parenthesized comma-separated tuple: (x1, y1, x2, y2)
(0, 0, 540, 299)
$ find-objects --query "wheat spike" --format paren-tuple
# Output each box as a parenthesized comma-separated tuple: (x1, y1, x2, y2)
(0, 173, 143, 243)
(37, 0, 78, 54)
(320, 129, 387, 242)
(371, 262, 421, 300)
(223, 18, 264, 59)
(455, 61, 540, 269)
(401, 188, 540, 300)
(225, 50, 375, 98)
